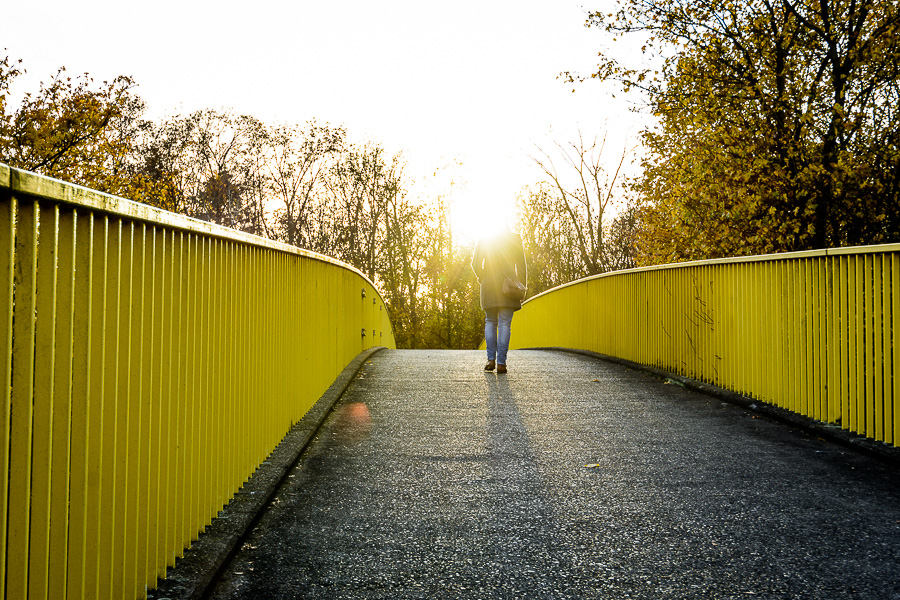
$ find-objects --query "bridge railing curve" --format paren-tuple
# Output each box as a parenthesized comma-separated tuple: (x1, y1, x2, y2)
(514, 245, 900, 449)
(0, 163, 395, 599)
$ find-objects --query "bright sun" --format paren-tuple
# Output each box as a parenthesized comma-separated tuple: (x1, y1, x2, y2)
(449, 189, 518, 245)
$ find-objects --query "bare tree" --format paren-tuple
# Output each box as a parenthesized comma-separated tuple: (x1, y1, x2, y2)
(267, 122, 345, 248)
(531, 130, 631, 275)
(516, 183, 586, 294)
(159, 109, 267, 232)
(323, 145, 403, 280)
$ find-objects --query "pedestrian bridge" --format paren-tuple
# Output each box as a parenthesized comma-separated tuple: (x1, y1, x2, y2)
(3, 165, 900, 599)
(166, 348, 900, 599)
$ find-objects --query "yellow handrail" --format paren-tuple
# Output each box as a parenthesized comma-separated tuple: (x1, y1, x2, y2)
(513, 246, 899, 448)
(0, 164, 395, 600)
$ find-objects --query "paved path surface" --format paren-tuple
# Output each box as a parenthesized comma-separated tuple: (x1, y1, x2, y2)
(209, 349, 900, 599)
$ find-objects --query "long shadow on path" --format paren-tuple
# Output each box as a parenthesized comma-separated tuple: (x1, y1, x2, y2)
(210, 349, 900, 599)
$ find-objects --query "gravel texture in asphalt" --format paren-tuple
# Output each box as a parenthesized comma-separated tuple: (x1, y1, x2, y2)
(208, 349, 900, 599)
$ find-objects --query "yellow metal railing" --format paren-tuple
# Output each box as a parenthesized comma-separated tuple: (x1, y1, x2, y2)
(513, 247, 899, 448)
(0, 163, 395, 600)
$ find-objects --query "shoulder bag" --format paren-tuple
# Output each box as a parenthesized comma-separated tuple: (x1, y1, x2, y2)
(502, 275, 527, 301)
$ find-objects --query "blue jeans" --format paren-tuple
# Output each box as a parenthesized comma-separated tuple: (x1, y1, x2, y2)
(484, 308, 515, 365)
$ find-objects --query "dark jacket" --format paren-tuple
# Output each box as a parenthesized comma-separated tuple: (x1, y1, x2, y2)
(471, 232, 527, 311)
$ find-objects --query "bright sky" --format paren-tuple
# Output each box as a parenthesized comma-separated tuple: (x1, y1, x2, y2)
(3, 0, 650, 242)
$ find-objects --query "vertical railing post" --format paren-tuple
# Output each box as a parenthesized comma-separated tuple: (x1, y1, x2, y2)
(8, 198, 38, 599)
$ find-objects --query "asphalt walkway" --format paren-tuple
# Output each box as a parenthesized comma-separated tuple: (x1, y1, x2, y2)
(207, 349, 900, 599)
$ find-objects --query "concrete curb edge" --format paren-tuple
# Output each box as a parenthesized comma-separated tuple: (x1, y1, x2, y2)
(148, 346, 386, 600)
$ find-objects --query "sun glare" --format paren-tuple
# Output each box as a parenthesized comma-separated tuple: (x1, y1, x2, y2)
(450, 190, 517, 245)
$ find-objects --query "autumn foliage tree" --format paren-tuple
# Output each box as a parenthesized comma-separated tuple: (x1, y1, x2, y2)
(581, 0, 900, 263)
(0, 53, 185, 211)
(0, 58, 142, 194)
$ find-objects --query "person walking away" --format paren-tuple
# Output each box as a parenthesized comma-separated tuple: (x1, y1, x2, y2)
(471, 228, 527, 374)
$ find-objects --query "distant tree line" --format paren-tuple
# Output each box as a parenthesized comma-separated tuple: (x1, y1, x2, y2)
(0, 55, 490, 349)
(16, 0, 891, 350)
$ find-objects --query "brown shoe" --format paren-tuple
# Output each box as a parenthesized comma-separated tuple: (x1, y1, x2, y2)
(484, 360, 496, 372)
(497, 364, 507, 374)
